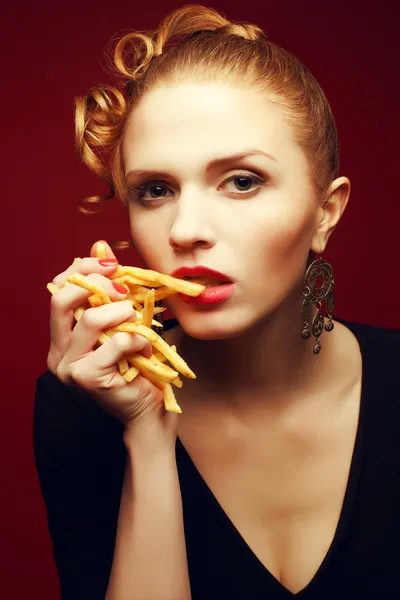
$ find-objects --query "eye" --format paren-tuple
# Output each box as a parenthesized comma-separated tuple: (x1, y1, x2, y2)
(128, 182, 172, 205)
(128, 171, 267, 206)
(221, 172, 266, 195)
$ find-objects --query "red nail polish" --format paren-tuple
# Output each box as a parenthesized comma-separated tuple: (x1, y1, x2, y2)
(112, 282, 127, 294)
(99, 259, 117, 266)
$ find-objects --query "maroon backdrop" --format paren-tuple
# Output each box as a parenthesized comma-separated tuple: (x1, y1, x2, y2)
(2, 0, 399, 597)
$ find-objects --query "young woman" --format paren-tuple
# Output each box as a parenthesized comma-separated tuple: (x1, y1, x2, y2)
(34, 5, 400, 599)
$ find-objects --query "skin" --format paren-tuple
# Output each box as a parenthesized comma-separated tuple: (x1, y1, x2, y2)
(122, 82, 353, 415)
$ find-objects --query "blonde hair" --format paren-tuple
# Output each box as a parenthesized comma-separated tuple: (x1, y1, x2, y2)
(75, 3, 339, 247)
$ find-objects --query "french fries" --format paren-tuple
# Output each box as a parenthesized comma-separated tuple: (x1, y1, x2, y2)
(112, 265, 205, 296)
(46, 241, 205, 413)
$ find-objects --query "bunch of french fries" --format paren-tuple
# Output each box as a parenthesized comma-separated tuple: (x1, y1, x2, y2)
(46, 242, 205, 413)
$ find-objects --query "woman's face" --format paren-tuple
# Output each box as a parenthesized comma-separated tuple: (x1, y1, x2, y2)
(122, 82, 323, 340)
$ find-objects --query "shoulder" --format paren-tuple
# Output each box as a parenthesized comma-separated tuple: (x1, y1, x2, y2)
(335, 316, 400, 363)
(334, 317, 400, 414)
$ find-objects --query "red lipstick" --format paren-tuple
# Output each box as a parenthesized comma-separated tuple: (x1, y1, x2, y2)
(170, 266, 234, 305)
(171, 266, 232, 282)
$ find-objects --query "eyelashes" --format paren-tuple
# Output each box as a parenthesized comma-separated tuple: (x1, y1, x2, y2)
(128, 172, 267, 206)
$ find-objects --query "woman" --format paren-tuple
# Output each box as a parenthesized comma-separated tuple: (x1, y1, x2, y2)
(34, 4, 400, 599)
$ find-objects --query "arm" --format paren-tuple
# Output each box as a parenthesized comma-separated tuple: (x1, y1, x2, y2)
(34, 371, 191, 600)
(106, 431, 192, 600)
(33, 371, 127, 600)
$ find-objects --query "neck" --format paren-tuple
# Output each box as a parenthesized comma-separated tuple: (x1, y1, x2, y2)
(174, 289, 334, 411)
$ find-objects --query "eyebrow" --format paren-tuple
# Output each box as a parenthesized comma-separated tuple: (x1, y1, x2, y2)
(125, 150, 277, 182)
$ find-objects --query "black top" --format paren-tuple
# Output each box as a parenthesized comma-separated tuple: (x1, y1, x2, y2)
(34, 317, 400, 599)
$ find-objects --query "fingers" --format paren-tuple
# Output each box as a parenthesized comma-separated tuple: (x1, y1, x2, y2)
(57, 302, 152, 387)
(50, 273, 129, 356)
(90, 240, 117, 260)
(62, 300, 144, 365)
(70, 331, 152, 386)
(52, 257, 119, 288)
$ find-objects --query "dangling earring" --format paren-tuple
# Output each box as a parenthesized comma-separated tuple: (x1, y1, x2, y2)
(153, 299, 166, 340)
(301, 255, 335, 354)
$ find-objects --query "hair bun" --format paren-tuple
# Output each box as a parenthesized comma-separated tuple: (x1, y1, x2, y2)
(216, 22, 268, 42)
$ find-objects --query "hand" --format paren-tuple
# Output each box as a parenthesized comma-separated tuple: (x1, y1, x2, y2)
(47, 240, 178, 441)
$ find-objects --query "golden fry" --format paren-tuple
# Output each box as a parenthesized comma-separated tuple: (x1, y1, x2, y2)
(150, 319, 163, 328)
(131, 317, 163, 328)
(135, 362, 166, 388)
(152, 351, 166, 363)
(108, 322, 158, 343)
(98, 332, 110, 344)
(128, 354, 179, 383)
(123, 366, 140, 382)
(171, 377, 183, 389)
(88, 293, 103, 307)
(118, 358, 130, 376)
(142, 289, 155, 328)
(110, 322, 195, 379)
(150, 354, 166, 366)
(150, 353, 182, 390)
(153, 345, 176, 362)
(66, 273, 112, 304)
(129, 284, 152, 298)
(127, 296, 142, 309)
(74, 306, 86, 321)
(129, 286, 175, 303)
(162, 383, 182, 413)
(132, 368, 181, 412)
(133, 307, 165, 321)
(154, 286, 178, 301)
(111, 274, 157, 288)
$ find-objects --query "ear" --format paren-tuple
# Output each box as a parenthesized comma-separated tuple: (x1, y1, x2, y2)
(311, 176, 351, 254)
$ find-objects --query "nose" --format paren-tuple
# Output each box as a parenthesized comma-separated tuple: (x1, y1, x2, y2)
(168, 190, 216, 252)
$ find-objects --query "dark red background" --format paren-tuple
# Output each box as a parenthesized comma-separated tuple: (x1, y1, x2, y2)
(2, 0, 399, 597)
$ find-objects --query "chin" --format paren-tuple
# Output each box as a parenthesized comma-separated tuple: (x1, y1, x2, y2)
(169, 303, 252, 340)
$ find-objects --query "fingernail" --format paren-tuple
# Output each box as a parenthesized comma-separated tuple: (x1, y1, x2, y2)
(99, 259, 117, 266)
(112, 282, 127, 294)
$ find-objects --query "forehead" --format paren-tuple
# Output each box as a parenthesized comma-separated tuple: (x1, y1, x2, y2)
(122, 83, 300, 170)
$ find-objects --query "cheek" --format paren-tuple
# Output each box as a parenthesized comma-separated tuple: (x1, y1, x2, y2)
(235, 202, 314, 290)
(129, 209, 169, 269)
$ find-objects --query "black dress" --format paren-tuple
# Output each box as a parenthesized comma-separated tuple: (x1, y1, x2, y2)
(33, 317, 400, 599)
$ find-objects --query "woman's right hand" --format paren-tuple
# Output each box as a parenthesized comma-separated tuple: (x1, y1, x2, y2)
(47, 241, 178, 445)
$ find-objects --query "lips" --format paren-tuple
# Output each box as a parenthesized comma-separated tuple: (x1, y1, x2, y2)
(183, 276, 226, 287)
(170, 266, 233, 285)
